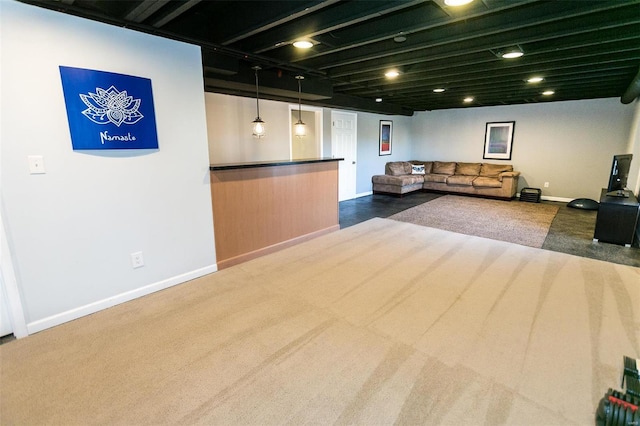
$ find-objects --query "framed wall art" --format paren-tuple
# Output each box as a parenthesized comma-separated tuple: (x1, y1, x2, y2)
(379, 120, 392, 156)
(483, 121, 515, 160)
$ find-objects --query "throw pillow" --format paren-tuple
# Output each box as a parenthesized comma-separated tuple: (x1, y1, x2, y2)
(411, 164, 425, 175)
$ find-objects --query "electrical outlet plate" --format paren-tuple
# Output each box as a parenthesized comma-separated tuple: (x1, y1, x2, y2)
(131, 251, 144, 268)
(544, 182, 549, 188)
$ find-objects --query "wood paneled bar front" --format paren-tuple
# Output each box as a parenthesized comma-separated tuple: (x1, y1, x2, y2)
(210, 158, 343, 269)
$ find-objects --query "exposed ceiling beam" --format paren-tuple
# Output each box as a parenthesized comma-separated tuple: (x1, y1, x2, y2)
(312, 2, 634, 73)
(334, 40, 640, 93)
(152, 0, 202, 28)
(220, 0, 341, 46)
(252, 0, 429, 54)
(346, 56, 640, 98)
(124, 0, 169, 23)
(323, 16, 638, 86)
(288, 0, 537, 64)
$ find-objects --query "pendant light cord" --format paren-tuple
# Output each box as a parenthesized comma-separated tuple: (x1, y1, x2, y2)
(255, 68, 260, 118)
(297, 77, 302, 121)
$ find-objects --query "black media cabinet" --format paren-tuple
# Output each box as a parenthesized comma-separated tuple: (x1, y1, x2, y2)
(593, 188, 640, 247)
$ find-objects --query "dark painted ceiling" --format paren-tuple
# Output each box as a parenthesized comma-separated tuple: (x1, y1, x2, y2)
(24, 0, 640, 115)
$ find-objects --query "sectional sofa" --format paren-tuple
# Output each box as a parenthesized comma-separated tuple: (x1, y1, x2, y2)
(372, 160, 521, 199)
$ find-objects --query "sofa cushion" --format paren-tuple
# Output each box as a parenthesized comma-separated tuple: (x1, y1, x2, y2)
(473, 177, 502, 188)
(432, 161, 456, 175)
(424, 173, 449, 183)
(386, 161, 411, 176)
(480, 163, 513, 178)
(447, 175, 476, 186)
(411, 164, 425, 175)
(455, 162, 481, 176)
(372, 174, 424, 186)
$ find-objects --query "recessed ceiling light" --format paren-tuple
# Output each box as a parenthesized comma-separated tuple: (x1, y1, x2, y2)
(293, 40, 313, 49)
(385, 70, 400, 78)
(444, 0, 474, 6)
(393, 33, 407, 43)
(376, 98, 383, 103)
(542, 90, 555, 96)
(527, 76, 544, 83)
(433, 88, 446, 93)
(463, 97, 474, 103)
(501, 46, 524, 59)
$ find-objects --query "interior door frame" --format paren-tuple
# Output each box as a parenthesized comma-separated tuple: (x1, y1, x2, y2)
(1, 214, 28, 338)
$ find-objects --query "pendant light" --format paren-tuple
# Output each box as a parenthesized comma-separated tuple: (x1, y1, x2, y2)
(294, 75, 306, 138)
(251, 66, 265, 138)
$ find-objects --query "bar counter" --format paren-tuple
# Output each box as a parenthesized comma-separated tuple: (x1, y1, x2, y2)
(210, 158, 343, 269)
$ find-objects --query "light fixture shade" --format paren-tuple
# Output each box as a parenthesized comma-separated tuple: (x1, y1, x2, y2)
(444, 0, 473, 5)
(294, 120, 306, 138)
(293, 40, 313, 49)
(501, 46, 524, 58)
(252, 117, 265, 138)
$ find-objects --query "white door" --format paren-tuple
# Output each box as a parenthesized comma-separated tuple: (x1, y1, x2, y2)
(332, 111, 357, 201)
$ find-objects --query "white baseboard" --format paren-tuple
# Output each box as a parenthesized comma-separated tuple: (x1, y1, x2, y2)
(516, 192, 573, 203)
(540, 195, 573, 203)
(355, 191, 373, 198)
(26, 264, 218, 335)
(361, 190, 573, 203)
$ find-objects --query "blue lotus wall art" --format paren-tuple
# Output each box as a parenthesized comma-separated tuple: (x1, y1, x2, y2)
(59, 66, 159, 150)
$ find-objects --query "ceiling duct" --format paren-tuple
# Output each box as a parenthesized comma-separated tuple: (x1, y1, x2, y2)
(621, 67, 640, 105)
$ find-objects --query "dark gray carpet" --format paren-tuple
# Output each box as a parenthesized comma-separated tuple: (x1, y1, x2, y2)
(542, 201, 640, 267)
(340, 193, 640, 267)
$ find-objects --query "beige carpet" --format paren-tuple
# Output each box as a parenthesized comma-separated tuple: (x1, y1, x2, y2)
(1, 218, 639, 425)
(389, 195, 559, 248)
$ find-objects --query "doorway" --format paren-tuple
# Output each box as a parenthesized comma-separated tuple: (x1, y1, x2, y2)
(331, 111, 357, 201)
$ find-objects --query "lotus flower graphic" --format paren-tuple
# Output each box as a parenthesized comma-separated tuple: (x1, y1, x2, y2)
(79, 86, 143, 127)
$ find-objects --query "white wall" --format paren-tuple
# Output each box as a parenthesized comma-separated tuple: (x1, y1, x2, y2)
(1, 1, 216, 334)
(291, 110, 319, 160)
(355, 113, 414, 195)
(411, 98, 636, 201)
(626, 99, 640, 196)
(205, 93, 292, 164)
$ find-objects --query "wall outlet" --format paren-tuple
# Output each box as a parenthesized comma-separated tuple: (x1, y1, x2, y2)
(544, 182, 550, 188)
(130, 251, 144, 269)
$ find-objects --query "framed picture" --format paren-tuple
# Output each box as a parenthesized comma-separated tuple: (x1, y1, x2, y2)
(483, 121, 515, 160)
(379, 120, 392, 156)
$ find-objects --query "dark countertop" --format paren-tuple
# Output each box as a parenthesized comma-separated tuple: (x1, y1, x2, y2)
(210, 157, 343, 171)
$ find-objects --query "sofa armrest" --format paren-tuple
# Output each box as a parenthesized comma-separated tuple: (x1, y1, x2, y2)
(499, 171, 520, 182)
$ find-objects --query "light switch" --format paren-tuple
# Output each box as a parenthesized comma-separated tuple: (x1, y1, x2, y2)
(28, 156, 46, 174)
